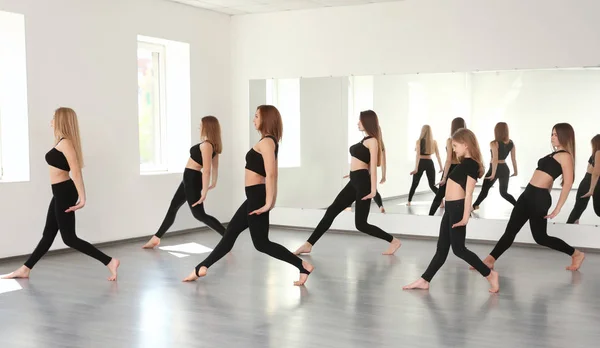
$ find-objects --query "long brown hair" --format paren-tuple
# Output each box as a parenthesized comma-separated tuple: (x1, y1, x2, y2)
(54, 107, 84, 167)
(419, 125, 434, 154)
(452, 128, 484, 178)
(494, 122, 509, 143)
(256, 105, 282, 142)
(200, 116, 222, 154)
(360, 110, 382, 166)
(451, 117, 466, 135)
(553, 123, 576, 186)
(591, 134, 600, 158)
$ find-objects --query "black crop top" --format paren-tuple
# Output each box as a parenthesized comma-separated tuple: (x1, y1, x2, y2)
(420, 138, 432, 155)
(45, 139, 70, 171)
(493, 140, 513, 160)
(189, 141, 216, 166)
(349, 136, 372, 164)
(590, 154, 596, 167)
(245, 136, 279, 177)
(448, 157, 479, 191)
(536, 150, 568, 179)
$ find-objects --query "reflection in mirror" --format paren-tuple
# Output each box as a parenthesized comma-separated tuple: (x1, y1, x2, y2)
(249, 67, 600, 226)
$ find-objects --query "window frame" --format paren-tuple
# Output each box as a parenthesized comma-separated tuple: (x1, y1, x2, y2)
(266, 78, 301, 168)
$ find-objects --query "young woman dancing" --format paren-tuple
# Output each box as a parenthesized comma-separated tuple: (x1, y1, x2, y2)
(478, 123, 585, 271)
(567, 134, 600, 223)
(294, 110, 402, 256)
(403, 128, 499, 293)
(143, 116, 226, 249)
(2, 108, 119, 281)
(472, 122, 518, 210)
(183, 105, 313, 286)
(428, 117, 466, 215)
(407, 125, 442, 206)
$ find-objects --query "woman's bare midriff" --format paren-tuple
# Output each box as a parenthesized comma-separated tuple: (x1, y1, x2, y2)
(445, 180, 466, 201)
(48, 167, 71, 185)
(419, 155, 432, 159)
(185, 158, 203, 172)
(586, 163, 593, 175)
(529, 170, 555, 190)
(350, 158, 369, 172)
(245, 169, 266, 187)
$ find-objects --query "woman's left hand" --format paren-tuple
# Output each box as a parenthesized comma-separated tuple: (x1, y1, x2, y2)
(362, 192, 376, 200)
(452, 219, 468, 228)
(65, 200, 85, 213)
(544, 208, 560, 219)
(249, 204, 271, 215)
(380, 177, 386, 184)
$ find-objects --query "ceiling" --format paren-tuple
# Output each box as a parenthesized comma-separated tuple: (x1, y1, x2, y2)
(168, 0, 402, 15)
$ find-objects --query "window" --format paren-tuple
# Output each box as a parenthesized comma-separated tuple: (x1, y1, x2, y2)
(266, 78, 301, 168)
(0, 11, 30, 183)
(348, 76, 374, 162)
(137, 35, 191, 175)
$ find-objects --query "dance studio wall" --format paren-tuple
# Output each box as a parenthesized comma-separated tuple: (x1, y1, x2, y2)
(0, 0, 231, 258)
(229, 0, 600, 243)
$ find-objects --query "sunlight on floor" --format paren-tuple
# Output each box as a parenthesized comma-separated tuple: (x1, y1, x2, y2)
(0, 277, 23, 295)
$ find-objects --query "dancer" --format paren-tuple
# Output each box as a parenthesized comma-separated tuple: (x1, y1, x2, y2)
(478, 123, 585, 271)
(428, 117, 466, 215)
(183, 105, 313, 285)
(143, 116, 226, 249)
(472, 122, 518, 210)
(403, 128, 499, 293)
(2, 108, 119, 281)
(567, 134, 600, 223)
(407, 125, 442, 206)
(294, 110, 402, 256)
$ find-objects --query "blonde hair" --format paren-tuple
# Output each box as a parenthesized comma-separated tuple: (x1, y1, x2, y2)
(201, 116, 223, 154)
(419, 125, 434, 154)
(452, 128, 484, 178)
(54, 107, 84, 167)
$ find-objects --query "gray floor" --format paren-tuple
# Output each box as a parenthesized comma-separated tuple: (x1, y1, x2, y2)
(1, 228, 599, 348)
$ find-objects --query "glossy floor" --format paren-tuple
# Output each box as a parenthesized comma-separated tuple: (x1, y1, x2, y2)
(0, 229, 598, 347)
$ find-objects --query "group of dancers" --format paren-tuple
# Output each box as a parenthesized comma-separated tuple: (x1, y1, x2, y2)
(2, 106, 598, 293)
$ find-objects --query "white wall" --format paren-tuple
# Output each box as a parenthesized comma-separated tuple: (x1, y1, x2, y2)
(0, 0, 231, 258)
(230, 0, 600, 242)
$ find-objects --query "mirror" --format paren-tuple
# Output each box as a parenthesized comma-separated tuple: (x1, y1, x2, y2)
(249, 67, 600, 226)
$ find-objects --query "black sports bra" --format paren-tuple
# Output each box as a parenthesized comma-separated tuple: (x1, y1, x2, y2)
(590, 153, 596, 167)
(536, 150, 568, 179)
(448, 158, 479, 191)
(349, 136, 372, 164)
(45, 138, 70, 171)
(420, 138, 432, 155)
(245, 136, 279, 177)
(493, 140, 514, 161)
(189, 141, 216, 166)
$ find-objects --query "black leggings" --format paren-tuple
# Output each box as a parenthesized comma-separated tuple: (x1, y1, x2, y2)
(428, 164, 458, 216)
(422, 199, 491, 282)
(567, 173, 600, 223)
(307, 169, 394, 246)
(154, 168, 226, 238)
(490, 184, 575, 260)
(408, 159, 438, 202)
(373, 191, 384, 208)
(473, 163, 517, 207)
(24, 180, 112, 269)
(196, 184, 309, 275)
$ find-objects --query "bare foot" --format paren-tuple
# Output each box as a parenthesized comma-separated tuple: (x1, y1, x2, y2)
(183, 266, 207, 282)
(1, 265, 30, 279)
(566, 250, 585, 271)
(294, 261, 314, 286)
(380, 206, 386, 213)
(142, 236, 160, 249)
(107, 258, 120, 281)
(470, 255, 495, 270)
(574, 219, 580, 225)
(440, 200, 445, 208)
(402, 278, 430, 290)
(406, 202, 411, 206)
(383, 238, 402, 255)
(294, 242, 313, 255)
(487, 270, 499, 293)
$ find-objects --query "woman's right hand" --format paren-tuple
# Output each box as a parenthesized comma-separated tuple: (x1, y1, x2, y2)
(581, 191, 593, 198)
(437, 178, 446, 187)
(485, 175, 495, 180)
(192, 191, 207, 207)
(342, 174, 349, 179)
(410, 170, 417, 175)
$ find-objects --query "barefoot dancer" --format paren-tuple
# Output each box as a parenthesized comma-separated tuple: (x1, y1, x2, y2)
(294, 110, 401, 256)
(407, 125, 442, 206)
(143, 116, 226, 249)
(183, 105, 313, 285)
(428, 118, 466, 215)
(2, 108, 119, 281)
(479, 123, 585, 272)
(472, 122, 518, 210)
(403, 129, 499, 293)
(567, 134, 600, 223)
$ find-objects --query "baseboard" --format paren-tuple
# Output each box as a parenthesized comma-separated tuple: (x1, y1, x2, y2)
(0, 224, 228, 263)
(272, 224, 600, 254)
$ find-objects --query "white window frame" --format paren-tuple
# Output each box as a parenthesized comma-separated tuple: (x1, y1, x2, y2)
(266, 78, 301, 168)
(138, 41, 168, 173)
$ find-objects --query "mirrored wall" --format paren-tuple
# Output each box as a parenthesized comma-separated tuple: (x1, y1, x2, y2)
(249, 68, 600, 226)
